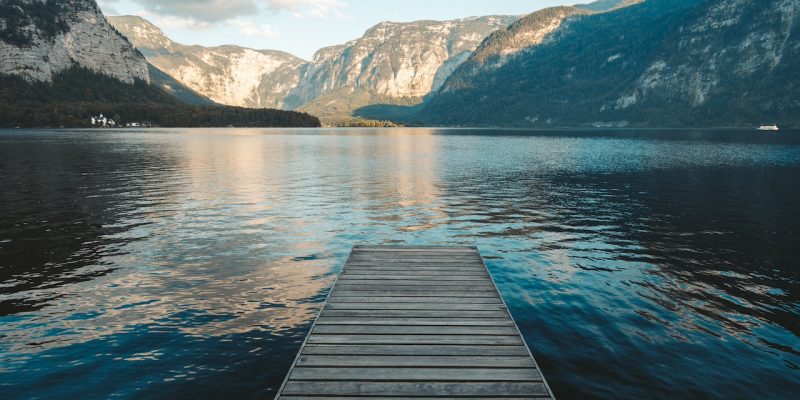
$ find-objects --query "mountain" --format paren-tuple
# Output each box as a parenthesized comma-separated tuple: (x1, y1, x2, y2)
(108, 16, 306, 110)
(575, 0, 645, 11)
(0, 0, 319, 128)
(0, 68, 320, 128)
(0, 0, 149, 83)
(147, 64, 216, 106)
(416, 0, 800, 128)
(287, 16, 518, 122)
(110, 15, 517, 123)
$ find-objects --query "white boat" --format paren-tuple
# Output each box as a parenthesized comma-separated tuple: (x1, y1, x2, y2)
(757, 124, 780, 131)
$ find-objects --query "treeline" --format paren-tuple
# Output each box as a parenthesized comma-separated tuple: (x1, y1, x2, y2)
(0, 68, 320, 128)
(0, 0, 71, 46)
(416, 0, 799, 128)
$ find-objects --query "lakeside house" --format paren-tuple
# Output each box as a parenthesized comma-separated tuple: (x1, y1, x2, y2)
(90, 114, 115, 127)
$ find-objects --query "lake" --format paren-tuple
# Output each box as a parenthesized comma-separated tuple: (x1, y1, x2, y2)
(1, 128, 798, 399)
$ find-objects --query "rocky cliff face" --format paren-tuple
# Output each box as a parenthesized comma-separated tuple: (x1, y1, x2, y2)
(440, 7, 593, 93)
(289, 16, 517, 121)
(110, 14, 516, 120)
(108, 15, 306, 109)
(419, 0, 800, 128)
(0, 0, 149, 84)
(613, 0, 799, 111)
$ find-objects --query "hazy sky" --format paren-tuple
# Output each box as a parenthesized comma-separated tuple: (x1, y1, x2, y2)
(98, 0, 578, 59)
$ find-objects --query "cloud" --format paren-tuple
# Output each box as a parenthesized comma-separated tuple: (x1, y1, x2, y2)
(230, 20, 277, 37)
(264, 0, 346, 18)
(100, 0, 347, 27)
(96, 0, 121, 15)
(131, 0, 259, 23)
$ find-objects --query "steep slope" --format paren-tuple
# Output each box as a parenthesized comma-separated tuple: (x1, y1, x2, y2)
(0, 68, 320, 128)
(420, 0, 800, 128)
(108, 15, 306, 109)
(288, 16, 518, 122)
(0, 1, 319, 128)
(439, 7, 593, 94)
(147, 64, 216, 106)
(576, 0, 644, 11)
(0, 0, 149, 83)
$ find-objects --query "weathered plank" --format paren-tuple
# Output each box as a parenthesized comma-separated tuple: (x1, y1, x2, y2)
(312, 325, 517, 335)
(301, 344, 532, 356)
(324, 302, 507, 311)
(306, 334, 523, 345)
(296, 355, 535, 367)
(289, 367, 540, 381)
(281, 382, 550, 397)
(276, 245, 554, 400)
(314, 318, 514, 326)
(320, 309, 510, 318)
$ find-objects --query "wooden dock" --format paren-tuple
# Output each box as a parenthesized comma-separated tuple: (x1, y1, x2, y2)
(276, 245, 555, 399)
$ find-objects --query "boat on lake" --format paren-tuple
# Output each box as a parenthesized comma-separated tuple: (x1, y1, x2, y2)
(757, 124, 780, 131)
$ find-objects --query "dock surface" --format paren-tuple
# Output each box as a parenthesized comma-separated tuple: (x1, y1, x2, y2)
(276, 245, 554, 399)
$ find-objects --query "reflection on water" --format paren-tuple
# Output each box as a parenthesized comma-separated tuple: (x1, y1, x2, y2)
(0, 128, 798, 399)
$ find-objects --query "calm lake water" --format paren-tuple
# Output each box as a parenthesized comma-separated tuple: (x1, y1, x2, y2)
(1, 128, 798, 399)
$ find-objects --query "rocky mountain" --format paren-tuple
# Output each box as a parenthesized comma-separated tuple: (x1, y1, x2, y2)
(108, 15, 306, 109)
(416, 0, 800, 128)
(0, 1, 319, 128)
(109, 15, 517, 122)
(0, 0, 149, 84)
(575, 0, 644, 11)
(287, 16, 518, 122)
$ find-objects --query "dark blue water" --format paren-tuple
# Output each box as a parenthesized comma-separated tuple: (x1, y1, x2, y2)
(1, 128, 798, 399)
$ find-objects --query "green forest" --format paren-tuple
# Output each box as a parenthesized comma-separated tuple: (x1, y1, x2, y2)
(0, 68, 320, 128)
(412, 0, 799, 128)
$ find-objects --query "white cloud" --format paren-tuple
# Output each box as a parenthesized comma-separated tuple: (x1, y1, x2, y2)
(264, 0, 347, 18)
(230, 20, 278, 37)
(131, 0, 259, 23)
(96, 0, 121, 15)
(99, 0, 348, 28)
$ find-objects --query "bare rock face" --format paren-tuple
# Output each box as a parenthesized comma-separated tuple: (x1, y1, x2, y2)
(110, 14, 517, 121)
(289, 16, 518, 119)
(614, 0, 800, 109)
(441, 7, 591, 93)
(0, 0, 149, 84)
(109, 15, 306, 109)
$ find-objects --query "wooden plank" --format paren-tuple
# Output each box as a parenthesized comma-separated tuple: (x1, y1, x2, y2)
(306, 334, 523, 345)
(296, 355, 534, 368)
(353, 245, 476, 252)
(324, 302, 507, 311)
(315, 318, 514, 326)
(281, 397, 543, 400)
(336, 279, 494, 286)
(312, 325, 517, 335)
(276, 246, 554, 400)
(320, 309, 510, 318)
(326, 296, 503, 304)
(281, 382, 550, 397)
(337, 282, 494, 293)
(288, 367, 539, 381)
(300, 344, 531, 356)
(339, 274, 487, 280)
(343, 269, 487, 274)
(332, 290, 498, 297)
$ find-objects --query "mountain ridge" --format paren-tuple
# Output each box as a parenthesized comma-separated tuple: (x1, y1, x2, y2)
(407, 0, 799, 128)
(110, 14, 519, 123)
(108, 15, 306, 110)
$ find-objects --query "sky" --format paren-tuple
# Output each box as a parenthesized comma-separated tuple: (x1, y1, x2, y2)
(97, 0, 578, 60)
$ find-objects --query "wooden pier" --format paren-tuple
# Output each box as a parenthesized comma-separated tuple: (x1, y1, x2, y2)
(276, 245, 555, 399)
